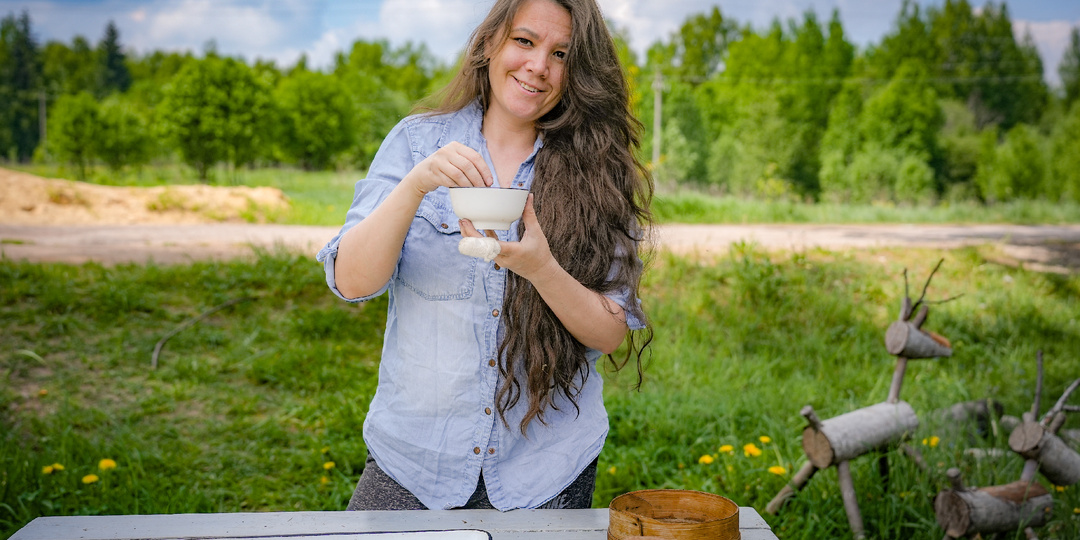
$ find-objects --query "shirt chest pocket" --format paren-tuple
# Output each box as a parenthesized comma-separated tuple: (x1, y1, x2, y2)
(398, 204, 477, 301)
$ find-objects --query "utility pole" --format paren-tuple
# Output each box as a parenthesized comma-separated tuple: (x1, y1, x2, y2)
(38, 90, 47, 154)
(652, 70, 662, 169)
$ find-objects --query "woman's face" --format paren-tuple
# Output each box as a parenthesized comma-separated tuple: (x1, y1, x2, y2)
(486, 0, 571, 130)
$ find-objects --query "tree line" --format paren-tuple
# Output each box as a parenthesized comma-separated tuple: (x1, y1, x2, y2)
(2, 0, 1080, 203)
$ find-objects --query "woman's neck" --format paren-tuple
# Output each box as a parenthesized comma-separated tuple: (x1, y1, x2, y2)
(482, 112, 538, 188)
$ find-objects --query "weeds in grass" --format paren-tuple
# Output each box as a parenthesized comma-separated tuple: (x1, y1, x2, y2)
(2, 248, 1079, 539)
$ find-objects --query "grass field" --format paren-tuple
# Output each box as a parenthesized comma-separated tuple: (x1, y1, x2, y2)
(3, 241, 1080, 539)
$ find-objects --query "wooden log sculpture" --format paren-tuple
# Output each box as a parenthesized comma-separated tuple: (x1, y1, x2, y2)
(935, 469, 1052, 539)
(801, 402, 920, 469)
(1009, 373, 1080, 487)
(935, 352, 1077, 539)
(766, 261, 959, 540)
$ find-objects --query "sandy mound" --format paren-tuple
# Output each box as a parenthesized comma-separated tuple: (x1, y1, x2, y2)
(0, 167, 289, 225)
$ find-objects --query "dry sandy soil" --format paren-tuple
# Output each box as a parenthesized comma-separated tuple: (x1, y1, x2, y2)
(2, 167, 1080, 272)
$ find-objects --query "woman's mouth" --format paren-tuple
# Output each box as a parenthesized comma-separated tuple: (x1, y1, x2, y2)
(515, 77, 541, 94)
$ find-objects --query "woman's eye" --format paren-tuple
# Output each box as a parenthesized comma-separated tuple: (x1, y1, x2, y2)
(515, 37, 532, 46)
(554, 51, 567, 60)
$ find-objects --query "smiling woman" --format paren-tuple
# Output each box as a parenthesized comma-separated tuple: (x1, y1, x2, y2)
(316, 0, 654, 514)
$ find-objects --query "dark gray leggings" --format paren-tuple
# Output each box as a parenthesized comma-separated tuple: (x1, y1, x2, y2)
(346, 455, 598, 510)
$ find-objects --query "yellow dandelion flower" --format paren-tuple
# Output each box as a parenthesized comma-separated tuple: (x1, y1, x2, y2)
(42, 465, 54, 475)
(1073, 507, 1080, 514)
(82, 474, 99, 484)
(719, 444, 734, 454)
(726, 465, 733, 472)
(51, 463, 64, 471)
(321, 447, 330, 454)
(698, 454, 715, 465)
(744, 443, 762, 457)
(768, 466, 787, 475)
(38, 389, 48, 396)
(323, 461, 335, 470)
(320, 476, 330, 485)
(759, 436, 772, 444)
(928, 436, 940, 447)
(1056, 485, 1066, 492)
(608, 466, 617, 475)
(98, 459, 117, 471)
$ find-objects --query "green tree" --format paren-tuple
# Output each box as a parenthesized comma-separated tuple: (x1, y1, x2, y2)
(48, 92, 99, 179)
(273, 70, 355, 170)
(0, 10, 42, 162)
(975, 123, 1047, 202)
(160, 56, 272, 181)
(95, 97, 152, 172)
(1061, 27, 1080, 109)
(96, 21, 131, 97)
(670, 6, 737, 83)
(1048, 102, 1080, 202)
(41, 37, 97, 96)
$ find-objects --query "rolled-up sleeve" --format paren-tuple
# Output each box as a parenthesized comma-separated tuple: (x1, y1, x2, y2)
(316, 121, 416, 302)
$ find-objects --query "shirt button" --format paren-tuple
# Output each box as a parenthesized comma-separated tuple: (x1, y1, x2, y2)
(485, 407, 492, 415)
(488, 359, 496, 367)
(494, 263, 501, 270)
(441, 223, 449, 229)
(491, 309, 500, 317)
(473, 447, 481, 455)
(487, 448, 495, 455)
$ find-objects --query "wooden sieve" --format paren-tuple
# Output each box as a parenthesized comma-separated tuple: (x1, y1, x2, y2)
(608, 489, 740, 540)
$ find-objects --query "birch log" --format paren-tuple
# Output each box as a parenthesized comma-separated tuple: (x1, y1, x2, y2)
(934, 480, 1051, 538)
(885, 320, 952, 359)
(1009, 421, 1080, 486)
(802, 402, 920, 469)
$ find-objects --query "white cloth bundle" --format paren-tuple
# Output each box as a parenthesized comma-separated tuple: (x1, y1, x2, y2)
(458, 237, 501, 262)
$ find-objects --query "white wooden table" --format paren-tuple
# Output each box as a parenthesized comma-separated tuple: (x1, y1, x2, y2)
(11, 508, 778, 540)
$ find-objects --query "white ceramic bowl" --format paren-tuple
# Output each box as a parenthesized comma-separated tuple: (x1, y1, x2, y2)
(449, 187, 529, 230)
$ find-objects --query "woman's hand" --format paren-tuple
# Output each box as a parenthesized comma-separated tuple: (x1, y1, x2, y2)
(404, 142, 492, 196)
(460, 193, 628, 353)
(460, 194, 558, 282)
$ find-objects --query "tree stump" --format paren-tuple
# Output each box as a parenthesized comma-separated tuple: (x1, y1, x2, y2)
(802, 402, 920, 469)
(884, 320, 952, 359)
(1009, 421, 1080, 487)
(935, 479, 1051, 538)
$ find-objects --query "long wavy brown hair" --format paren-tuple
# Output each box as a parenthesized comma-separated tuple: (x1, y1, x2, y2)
(422, 0, 653, 433)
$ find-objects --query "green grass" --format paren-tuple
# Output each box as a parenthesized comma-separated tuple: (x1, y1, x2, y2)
(3, 245, 1080, 538)
(9, 163, 1080, 226)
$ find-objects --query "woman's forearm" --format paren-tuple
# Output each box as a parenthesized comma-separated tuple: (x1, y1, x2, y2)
(334, 182, 426, 299)
(528, 259, 628, 354)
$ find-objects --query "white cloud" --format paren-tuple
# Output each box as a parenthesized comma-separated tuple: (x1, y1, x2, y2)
(1014, 18, 1078, 87)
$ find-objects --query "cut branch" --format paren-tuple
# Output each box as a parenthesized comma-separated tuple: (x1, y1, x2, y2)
(151, 296, 257, 369)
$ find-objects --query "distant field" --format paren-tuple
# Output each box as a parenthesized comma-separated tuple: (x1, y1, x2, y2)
(8, 163, 1080, 227)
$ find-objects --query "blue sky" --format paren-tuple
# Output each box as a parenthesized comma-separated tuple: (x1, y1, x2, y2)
(3, 0, 1078, 85)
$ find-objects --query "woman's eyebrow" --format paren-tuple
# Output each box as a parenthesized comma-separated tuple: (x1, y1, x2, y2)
(512, 26, 569, 49)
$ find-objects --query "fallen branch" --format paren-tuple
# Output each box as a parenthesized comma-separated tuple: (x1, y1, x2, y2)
(151, 296, 257, 369)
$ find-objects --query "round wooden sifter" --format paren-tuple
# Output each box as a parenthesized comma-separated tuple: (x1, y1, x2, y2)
(608, 489, 740, 540)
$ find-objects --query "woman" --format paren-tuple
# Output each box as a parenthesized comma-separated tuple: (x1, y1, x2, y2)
(317, 0, 652, 511)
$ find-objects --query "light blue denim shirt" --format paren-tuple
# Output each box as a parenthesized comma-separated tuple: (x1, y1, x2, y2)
(316, 101, 646, 511)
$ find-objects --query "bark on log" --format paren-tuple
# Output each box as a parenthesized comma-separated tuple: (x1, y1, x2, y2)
(885, 320, 952, 359)
(837, 460, 866, 540)
(802, 401, 920, 469)
(934, 480, 1051, 538)
(1009, 421, 1080, 486)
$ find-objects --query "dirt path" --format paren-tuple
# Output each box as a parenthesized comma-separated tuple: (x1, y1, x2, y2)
(2, 166, 1079, 272)
(3, 222, 1079, 273)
